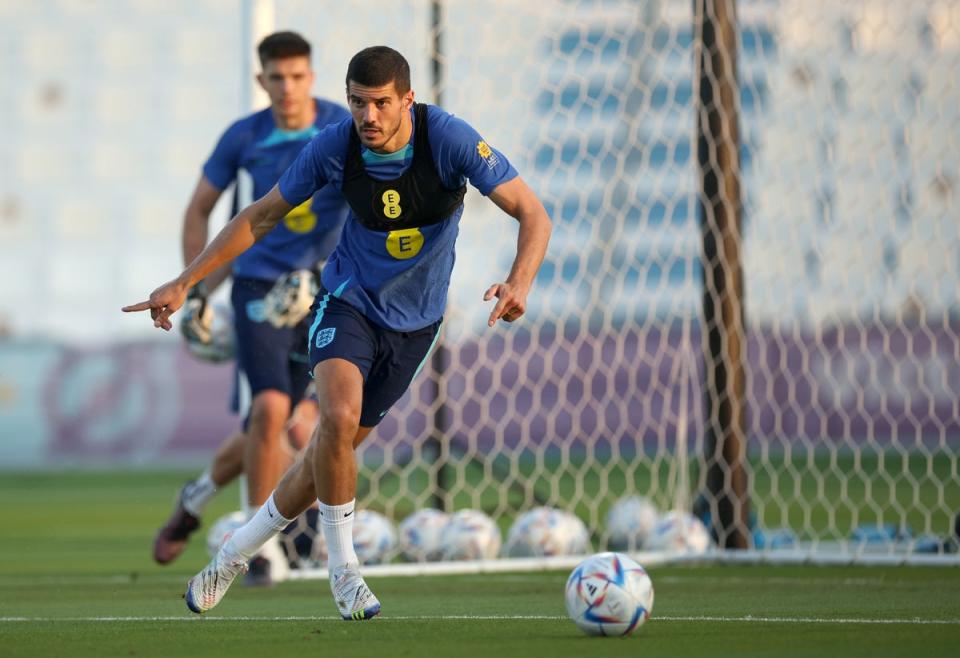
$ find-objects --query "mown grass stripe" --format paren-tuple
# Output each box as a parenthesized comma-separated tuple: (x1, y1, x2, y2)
(2, 615, 959, 625)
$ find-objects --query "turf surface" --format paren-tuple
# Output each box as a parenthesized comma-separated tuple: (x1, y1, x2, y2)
(1, 471, 958, 657)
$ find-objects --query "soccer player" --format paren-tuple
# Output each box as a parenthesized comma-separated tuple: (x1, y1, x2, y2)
(150, 31, 349, 583)
(123, 46, 552, 620)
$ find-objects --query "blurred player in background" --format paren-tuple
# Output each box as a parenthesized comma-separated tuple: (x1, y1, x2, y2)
(151, 31, 349, 585)
(125, 45, 552, 620)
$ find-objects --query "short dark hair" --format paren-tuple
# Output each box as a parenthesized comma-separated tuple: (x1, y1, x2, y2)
(345, 46, 411, 95)
(257, 31, 311, 67)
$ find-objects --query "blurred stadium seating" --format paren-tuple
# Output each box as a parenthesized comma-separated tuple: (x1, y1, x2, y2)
(0, 0, 956, 339)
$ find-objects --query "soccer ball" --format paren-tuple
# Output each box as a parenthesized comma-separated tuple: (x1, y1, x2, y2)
(504, 507, 591, 557)
(352, 510, 397, 565)
(205, 510, 246, 557)
(564, 552, 654, 637)
(439, 509, 502, 560)
(398, 508, 450, 562)
(279, 507, 328, 568)
(645, 510, 712, 553)
(606, 495, 660, 551)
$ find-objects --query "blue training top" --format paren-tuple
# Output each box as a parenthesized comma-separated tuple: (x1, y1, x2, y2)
(278, 104, 518, 331)
(203, 98, 350, 281)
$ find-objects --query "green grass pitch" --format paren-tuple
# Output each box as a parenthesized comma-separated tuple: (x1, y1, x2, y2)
(1, 471, 958, 657)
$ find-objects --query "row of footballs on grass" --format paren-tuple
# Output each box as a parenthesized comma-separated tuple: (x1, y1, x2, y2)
(207, 495, 713, 566)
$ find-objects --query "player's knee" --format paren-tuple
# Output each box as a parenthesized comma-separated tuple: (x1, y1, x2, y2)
(248, 390, 292, 434)
(317, 403, 361, 445)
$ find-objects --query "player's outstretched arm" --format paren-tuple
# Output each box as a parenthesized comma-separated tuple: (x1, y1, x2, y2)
(484, 176, 552, 327)
(122, 185, 293, 330)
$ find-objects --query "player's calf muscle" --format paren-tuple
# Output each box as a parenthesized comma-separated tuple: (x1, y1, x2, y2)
(274, 458, 316, 518)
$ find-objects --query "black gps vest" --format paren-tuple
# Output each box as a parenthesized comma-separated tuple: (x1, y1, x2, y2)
(340, 103, 467, 232)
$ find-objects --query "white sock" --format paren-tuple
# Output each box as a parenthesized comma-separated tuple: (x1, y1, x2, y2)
(320, 499, 359, 569)
(239, 475, 251, 519)
(222, 493, 293, 561)
(181, 470, 217, 517)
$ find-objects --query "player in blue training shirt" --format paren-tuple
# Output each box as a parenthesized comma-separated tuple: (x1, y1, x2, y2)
(151, 32, 349, 585)
(124, 46, 552, 620)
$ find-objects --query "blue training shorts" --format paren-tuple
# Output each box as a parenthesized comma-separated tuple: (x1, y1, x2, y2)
(307, 289, 441, 427)
(230, 277, 312, 415)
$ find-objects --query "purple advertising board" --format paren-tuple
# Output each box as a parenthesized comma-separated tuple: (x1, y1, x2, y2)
(1, 320, 956, 468)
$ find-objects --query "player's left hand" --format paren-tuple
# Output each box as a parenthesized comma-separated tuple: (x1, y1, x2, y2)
(121, 278, 191, 331)
(483, 282, 528, 327)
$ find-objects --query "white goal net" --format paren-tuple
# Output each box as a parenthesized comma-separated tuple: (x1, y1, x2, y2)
(1, 0, 955, 572)
(258, 0, 960, 569)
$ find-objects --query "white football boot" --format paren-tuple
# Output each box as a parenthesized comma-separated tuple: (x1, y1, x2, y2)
(329, 563, 381, 620)
(184, 548, 249, 614)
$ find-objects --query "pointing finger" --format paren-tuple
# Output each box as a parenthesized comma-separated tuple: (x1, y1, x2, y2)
(488, 295, 512, 327)
(121, 300, 154, 313)
(487, 303, 501, 327)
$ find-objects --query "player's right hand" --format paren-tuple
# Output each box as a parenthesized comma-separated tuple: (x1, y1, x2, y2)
(121, 278, 191, 331)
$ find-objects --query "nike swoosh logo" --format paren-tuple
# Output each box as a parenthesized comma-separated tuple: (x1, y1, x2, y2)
(267, 502, 275, 518)
(344, 510, 353, 518)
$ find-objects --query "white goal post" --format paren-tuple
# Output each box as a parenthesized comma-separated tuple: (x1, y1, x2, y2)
(243, 0, 960, 574)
